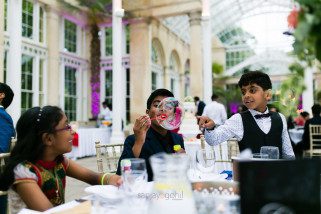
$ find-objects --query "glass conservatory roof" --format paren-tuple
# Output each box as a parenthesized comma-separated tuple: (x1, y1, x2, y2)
(162, 0, 294, 44)
(161, 0, 295, 75)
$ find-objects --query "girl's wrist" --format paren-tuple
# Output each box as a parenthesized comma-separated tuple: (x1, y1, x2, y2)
(100, 173, 113, 185)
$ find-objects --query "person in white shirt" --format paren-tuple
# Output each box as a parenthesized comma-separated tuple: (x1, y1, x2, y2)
(202, 93, 227, 126)
(99, 101, 112, 127)
(198, 71, 295, 159)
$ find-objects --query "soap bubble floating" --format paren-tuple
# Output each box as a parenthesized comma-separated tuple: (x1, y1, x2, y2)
(154, 97, 184, 130)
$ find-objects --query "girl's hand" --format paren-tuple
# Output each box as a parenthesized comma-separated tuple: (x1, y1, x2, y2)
(108, 174, 122, 187)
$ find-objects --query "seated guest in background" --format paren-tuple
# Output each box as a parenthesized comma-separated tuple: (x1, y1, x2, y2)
(0, 83, 15, 214)
(299, 104, 321, 155)
(198, 71, 295, 159)
(0, 106, 121, 213)
(0, 82, 15, 153)
(98, 101, 112, 127)
(267, 104, 278, 112)
(294, 111, 310, 126)
(202, 93, 227, 126)
(287, 115, 295, 130)
(117, 89, 185, 181)
(194, 96, 206, 117)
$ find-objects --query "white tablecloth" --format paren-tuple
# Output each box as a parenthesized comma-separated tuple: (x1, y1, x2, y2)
(289, 128, 304, 145)
(66, 127, 111, 159)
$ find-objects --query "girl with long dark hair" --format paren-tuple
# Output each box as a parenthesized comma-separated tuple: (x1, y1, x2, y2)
(0, 106, 121, 213)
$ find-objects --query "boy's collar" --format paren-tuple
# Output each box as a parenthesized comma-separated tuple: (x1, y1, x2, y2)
(249, 108, 269, 116)
(0, 105, 3, 108)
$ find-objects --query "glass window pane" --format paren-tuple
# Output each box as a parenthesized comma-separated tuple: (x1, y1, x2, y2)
(126, 25, 130, 54)
(64, 20, 77, 53)
(104, 70, 112, 106)
(21, 55, 33, 113)
(39, 60, 43, 91)
(126, 69, 130, 123)
(4, 0, 7, 31)
(39, 7, 44, 43)
(22, 0, 33, 39)
(151, 72, 157, 91)
(64, 66, 77, 121)
(105, 28, 112, 56)
(3, 51, 7, 83)
(170, 78, 174, 93)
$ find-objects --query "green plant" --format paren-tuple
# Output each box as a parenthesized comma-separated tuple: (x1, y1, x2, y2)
(58, 0, 112, 117)
(292, 0, 321, 65)
(212, 62, 224, 75)
(272, 62, 306, 117)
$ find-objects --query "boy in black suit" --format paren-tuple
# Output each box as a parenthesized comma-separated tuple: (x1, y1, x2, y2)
(198, 71, 294, 159)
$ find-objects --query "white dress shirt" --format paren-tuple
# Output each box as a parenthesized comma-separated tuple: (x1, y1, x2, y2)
(202, 101, 227, 125)
(99, 107, 112, 121)
(204, 109, 295, 159)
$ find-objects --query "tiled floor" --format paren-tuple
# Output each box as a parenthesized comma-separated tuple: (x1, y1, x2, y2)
(65, 156, 98, 202)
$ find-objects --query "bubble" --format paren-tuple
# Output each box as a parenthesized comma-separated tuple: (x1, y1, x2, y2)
(156, 97, 184, 130)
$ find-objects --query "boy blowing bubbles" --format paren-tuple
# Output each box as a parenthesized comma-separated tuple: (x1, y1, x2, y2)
(198, 71, 295, 159)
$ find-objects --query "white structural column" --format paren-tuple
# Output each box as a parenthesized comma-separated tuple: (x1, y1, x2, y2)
(7, 0, 22, 124)
(46, 6, 60, 105)
(129, 20, 152, 122)
(202, 0, 212, 104)
(111, 0, 125, 144)
(302, 66, 314, 114)
(189, 11, 203, 99)
(121, 24, 126, 132)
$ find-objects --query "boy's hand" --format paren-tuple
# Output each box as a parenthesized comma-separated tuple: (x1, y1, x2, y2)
(133, 115, 151, 144)
(175, 148, 186, 154)
(197, 116, 215, 130)
(132, 115, 151, 157)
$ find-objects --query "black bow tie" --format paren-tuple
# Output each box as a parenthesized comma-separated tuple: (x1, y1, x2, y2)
(254, 113, 271, 119)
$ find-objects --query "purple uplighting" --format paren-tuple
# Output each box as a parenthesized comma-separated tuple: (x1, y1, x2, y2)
(230, 103, 239, 114)
(91, 73, 100, 117)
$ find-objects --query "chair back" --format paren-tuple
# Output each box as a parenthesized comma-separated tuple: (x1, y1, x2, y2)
(307, 124, 321, 156)
(0, 153, 10, 196)
(95, 141, 124, 173)
(10, 137, 17, 152)
(215, 138, 239, 162)
(212, 138, 239, 171)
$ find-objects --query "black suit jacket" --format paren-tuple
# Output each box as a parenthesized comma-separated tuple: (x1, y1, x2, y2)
(196, 101, 206, 116)
(116, 127, 184, 181)
(301, 115, 321, 150)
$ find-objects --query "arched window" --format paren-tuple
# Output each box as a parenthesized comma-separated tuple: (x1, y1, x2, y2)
(169, 51, 180, 98)
(151, 40, 164, 91)
(184, 60, 190, 97)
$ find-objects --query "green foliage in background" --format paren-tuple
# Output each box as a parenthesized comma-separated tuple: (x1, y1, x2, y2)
(58, 0, 112, 117)
(272, 62, 306, 117)
(212, 62, 224, 75)
(293, 0, 321, 65)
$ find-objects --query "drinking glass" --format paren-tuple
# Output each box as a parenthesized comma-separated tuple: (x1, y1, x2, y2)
(260, 146, 279, 159)
(196, 149, 216, 175)
(120, 158, 147, 194)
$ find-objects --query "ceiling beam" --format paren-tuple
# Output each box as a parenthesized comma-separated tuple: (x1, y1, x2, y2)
(123, 0, 202, 18)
